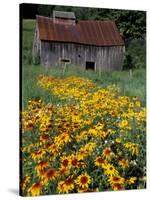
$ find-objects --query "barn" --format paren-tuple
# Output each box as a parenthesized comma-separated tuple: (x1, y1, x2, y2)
(32, 10, 125, 71)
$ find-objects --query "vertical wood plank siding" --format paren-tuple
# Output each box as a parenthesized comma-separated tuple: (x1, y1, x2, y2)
(32, 24, 41, 64)
(35, 40, 124, 71)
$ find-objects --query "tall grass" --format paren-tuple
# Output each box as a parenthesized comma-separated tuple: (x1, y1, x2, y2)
(22, 20, 35, 65)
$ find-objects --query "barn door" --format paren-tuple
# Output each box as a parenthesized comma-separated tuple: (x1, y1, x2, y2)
(86, 61, 95, 70)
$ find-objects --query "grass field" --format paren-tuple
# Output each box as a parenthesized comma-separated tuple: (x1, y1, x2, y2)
(20, 20, 146, 196)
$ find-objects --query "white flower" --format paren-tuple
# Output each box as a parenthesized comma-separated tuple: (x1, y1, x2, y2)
(131, 160, 137, 166)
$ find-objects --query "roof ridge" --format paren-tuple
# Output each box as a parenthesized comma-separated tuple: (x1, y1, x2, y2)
(36, 15, 116, 23)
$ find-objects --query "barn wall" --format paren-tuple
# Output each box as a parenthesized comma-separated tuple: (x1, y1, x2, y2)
(32, 23, 41, 64)
(40, 41, 124, 71)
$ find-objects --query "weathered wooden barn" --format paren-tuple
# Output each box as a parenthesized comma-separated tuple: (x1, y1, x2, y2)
(33, 11, 125, 71)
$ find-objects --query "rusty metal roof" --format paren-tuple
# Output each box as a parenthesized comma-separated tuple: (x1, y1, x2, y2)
(36, 15, 124, 46)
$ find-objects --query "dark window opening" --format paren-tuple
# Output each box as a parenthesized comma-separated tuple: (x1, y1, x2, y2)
(86, 61, 95, 70)
(60, 58, 70, 63)
(78, 54, 81, 58)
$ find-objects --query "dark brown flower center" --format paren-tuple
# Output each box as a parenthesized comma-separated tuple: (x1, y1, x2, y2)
(113, 177, 120, 181)
(80, 176, 88, 184)
(46, 168, 55, 178)
(33, 182, 41, 189)
(42, 135, 49, 140)
(97, 158, 104, 164)
(104, 149, 111, 155)
(65, 178, 73, 186)
(71, 159, 78, 166)
(62, 159, 69, 167)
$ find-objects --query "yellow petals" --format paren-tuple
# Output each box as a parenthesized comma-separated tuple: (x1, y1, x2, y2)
(102, 147, 115, 160)
(95, 156, 107, 167)
(31, 149, 46, 161)
(126, 177, 137, 185)
(57, 178, 74, 193)
(103, 163, 119, 177)
(124, 142, 139, 156)
(21, 175, 30, 191)
(75, 173, 91, 189)
(28, 182, 43, 196)
(118, 159, 129, 169)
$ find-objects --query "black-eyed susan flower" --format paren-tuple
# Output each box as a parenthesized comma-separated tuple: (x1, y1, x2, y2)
(118, 159, 129, 169)
(119, 119, 129, 129)
(77, 148, 87, 160)
(129, 102, 134, 108)
(126, 177, 137, 185)
(57, 178, 74, 193)
(103, 163, 119, 177)
(44, 168, 57, 181)
(75, 173, 91, 189)
(31, 149, 46, 161)
(135, 101, 141, 107)
(95, 156, 107, 167)
(84, 142, 96, 155)
(41, 167, 57, 185)
(39, 134, 49, 143)
(115, 138, 122, 143)
(48, 143, 61, 155)
(63, 178, 74, 193)
(111, 183, 124, 191)
(124, 142, 139, 156)
(108, 175, 125, 185)
(55, 132, 71, 146)
(35, 161, 49, 177)
(57, 181, 65, 193)
(102, 147, 115, 160)
(58, 166, 70, 177)
(69, 154, 79, 168)
(61, 156, 70, 168)
(28, 182, 43, 196)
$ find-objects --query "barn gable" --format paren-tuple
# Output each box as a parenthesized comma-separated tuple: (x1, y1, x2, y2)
(33, 11, 125, 71)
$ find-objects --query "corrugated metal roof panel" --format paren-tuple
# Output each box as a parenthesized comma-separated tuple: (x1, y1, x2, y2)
(36, 15, 124, 46)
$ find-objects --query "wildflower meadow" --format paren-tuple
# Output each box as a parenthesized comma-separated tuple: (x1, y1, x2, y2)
(20, 75, 146, 196)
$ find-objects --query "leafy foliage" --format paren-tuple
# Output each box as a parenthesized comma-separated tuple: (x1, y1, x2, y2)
(124, 39, 146, 69)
